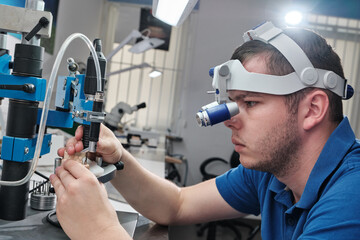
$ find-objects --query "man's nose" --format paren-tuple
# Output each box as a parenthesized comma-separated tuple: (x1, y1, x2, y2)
(224, 116, 239, 129)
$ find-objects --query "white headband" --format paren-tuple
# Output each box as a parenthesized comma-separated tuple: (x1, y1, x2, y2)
(212, 21, 351, 105)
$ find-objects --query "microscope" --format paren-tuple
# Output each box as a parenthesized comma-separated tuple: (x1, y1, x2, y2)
(104, 101, 146, 131)
(0, 1, 122, 222)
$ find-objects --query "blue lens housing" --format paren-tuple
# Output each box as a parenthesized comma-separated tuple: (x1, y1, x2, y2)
(206, 103, 231, 126)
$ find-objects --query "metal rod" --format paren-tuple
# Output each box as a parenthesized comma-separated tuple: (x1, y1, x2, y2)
(29, 179, 49, 193)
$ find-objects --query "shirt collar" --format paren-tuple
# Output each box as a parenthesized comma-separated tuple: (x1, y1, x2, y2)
(296, 117, 355, 209)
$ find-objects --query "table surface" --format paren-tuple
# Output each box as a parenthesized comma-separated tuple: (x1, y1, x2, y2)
(0, 140, 169, 239)
(134, 215, 168, 240)
(0, 206, 168, 239)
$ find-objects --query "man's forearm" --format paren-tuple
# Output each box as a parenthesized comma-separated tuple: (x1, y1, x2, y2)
(83, 225, 132, 240)
(110, 150, 182, 225)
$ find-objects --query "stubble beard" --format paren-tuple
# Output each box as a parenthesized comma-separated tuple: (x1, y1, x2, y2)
(251, 113, 301, 178)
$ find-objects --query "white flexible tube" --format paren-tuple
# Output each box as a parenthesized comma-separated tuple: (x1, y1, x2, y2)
(0, 33, 101, 186)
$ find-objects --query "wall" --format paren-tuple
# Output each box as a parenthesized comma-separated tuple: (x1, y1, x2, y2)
(42, 0, 105, 80)
(172, 0, 290, 185)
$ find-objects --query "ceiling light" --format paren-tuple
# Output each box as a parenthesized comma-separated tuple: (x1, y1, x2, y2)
(149, 69, 162, 78)
(152, 0, 199, 27)
(106, 29, 164, 60)
(129, 37, 164, 54)
(285, 10, 303, 25)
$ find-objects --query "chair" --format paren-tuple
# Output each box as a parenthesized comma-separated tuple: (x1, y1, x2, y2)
(165, 154, 188, 187)
(196, 151, 260, 240)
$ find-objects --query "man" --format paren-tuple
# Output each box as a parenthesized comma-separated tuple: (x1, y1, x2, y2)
(50, 23, 360, 239)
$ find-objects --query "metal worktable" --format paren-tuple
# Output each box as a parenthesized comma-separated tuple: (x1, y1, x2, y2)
(0, 205, 168, 239)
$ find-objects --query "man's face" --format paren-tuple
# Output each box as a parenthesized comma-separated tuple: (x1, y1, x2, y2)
(224, 56, 301, 177)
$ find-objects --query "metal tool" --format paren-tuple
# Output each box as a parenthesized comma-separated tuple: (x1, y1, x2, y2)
(80, 147, 124, 183)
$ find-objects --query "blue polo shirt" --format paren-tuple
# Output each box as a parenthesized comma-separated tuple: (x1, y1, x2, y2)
(216, 117, 360, 239)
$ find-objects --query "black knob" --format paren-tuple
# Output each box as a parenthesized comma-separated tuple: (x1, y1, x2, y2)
(137, 102, 146, 109)
(25, 17, 50, 41)
(114, 161, 124, 171)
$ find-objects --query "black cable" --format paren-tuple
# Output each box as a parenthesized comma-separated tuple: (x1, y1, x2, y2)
(29, 179, 49, 193)
(46, 211, 62, 228)
(35, 170, 50, 180)
(29, 171, 51, 193)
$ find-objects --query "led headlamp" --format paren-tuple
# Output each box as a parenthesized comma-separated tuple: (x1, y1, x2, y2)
(196, 21, 354, 127)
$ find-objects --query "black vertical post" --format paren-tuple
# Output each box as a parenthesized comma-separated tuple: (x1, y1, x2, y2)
(0, 43, 43, 221)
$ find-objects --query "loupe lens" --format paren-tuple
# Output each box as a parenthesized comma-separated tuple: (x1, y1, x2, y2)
(196, 111, 210, 127)
(196, 102, 239, 127)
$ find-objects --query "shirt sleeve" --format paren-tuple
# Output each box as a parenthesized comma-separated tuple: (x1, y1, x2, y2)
(215, 165, 261, 215)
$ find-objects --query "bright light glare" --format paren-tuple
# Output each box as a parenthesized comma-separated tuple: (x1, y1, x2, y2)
(149, 70, 162, 78)
(285, 11, 303, 25)
(155, 0, 189, 26)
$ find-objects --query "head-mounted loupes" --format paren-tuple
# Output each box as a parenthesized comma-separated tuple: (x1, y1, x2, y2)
(196, 21, 354, 127)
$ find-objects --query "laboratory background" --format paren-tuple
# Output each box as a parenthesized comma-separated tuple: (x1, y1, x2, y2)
(0, 0, 359, 239)
(35, 0, 360, 185)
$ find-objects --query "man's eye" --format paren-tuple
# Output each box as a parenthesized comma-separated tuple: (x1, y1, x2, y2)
(245, 101, 257, 107)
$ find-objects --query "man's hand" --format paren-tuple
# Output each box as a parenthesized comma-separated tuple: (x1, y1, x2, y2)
(49, 160, 131, 239)
(58, 124, 123, 164)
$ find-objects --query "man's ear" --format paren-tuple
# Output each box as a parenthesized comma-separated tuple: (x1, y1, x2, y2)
(301, 90, 329, 131)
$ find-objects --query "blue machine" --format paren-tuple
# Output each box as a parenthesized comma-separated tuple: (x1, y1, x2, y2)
(0, 2, 109, 221)
(0, 46, 102, 162)
(0, 56, 50, 162)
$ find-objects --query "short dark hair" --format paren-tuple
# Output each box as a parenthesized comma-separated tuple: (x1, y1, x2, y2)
(231, 27, 344, 123)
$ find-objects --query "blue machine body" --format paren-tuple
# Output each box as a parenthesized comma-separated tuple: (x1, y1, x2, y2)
(53, 74, 93, 125)
(42, 74, 93, 128)
(0, 54, 11, 74)
(0, 50, 93, 163)
(0, 52, 52, 162)
(2, 134, 52, 162)
(0, 74, 46, 101)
